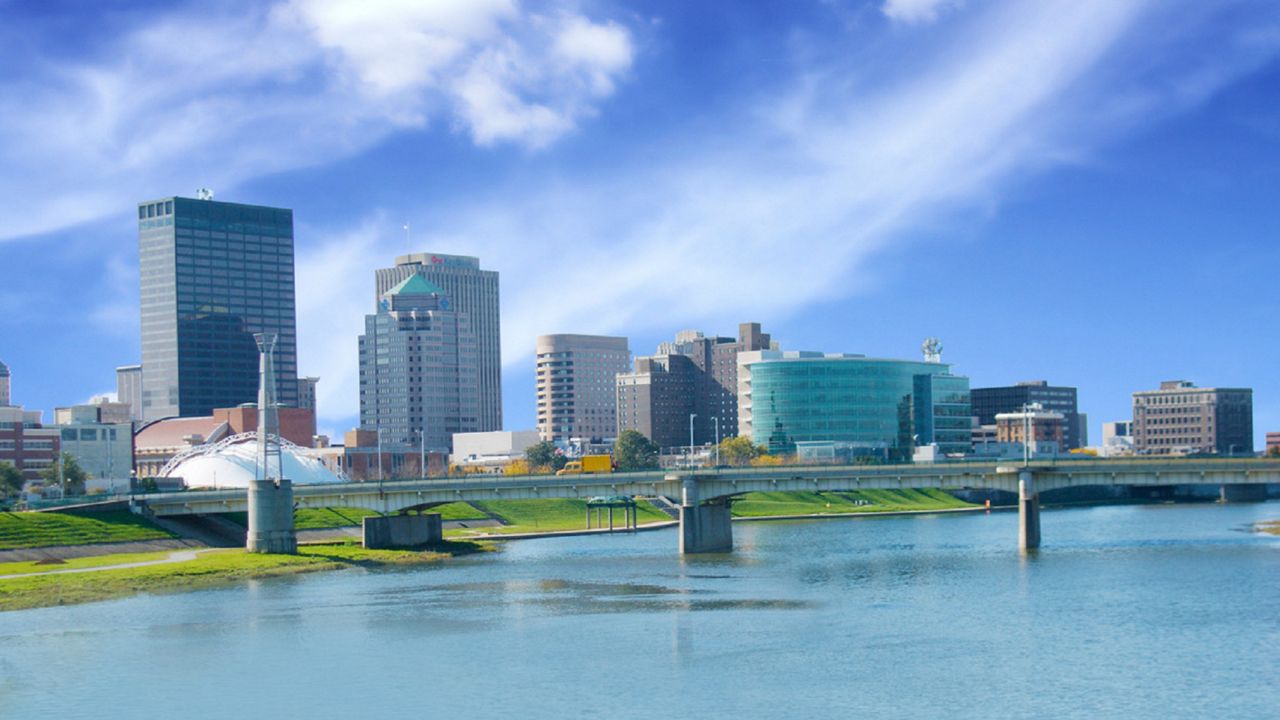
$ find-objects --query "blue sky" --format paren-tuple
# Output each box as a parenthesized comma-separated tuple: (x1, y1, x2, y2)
(1, 0, 1278, 446)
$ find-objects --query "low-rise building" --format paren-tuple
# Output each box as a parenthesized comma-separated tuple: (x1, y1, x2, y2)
(450, 430, 541, 472)
(737, 349, 971, 462)
(134, 406, 316, 478)
(995, 407, 1066, 456)
(1266, 432, 1279, 455)
(1132, 381, 1252, 455)
(310, 429, 446, 480)
(0, 406, 60, 483)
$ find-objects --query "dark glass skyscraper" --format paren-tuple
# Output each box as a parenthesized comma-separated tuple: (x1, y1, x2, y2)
(138, 196, 298, 421)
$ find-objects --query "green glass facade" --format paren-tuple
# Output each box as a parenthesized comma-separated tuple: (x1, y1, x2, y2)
(744, 355, 970, 461)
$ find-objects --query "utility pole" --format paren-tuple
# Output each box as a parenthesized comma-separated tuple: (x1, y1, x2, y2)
(419, 429, 426, 479)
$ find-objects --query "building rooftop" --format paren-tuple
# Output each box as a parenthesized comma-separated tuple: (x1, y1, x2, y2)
(386, 273, 445, 297)
(135, 417, 232, 450)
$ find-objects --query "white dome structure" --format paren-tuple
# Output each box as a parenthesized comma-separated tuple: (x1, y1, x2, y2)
(159, 433, 346, 489)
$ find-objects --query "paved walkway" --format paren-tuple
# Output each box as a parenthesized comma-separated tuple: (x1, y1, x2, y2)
(0, 550, 204, 581)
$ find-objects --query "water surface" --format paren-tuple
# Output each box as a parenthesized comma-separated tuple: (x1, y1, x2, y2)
(2, 503, 1277, 719)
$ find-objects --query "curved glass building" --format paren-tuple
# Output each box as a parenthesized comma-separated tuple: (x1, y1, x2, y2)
(738, 351, 971, 461)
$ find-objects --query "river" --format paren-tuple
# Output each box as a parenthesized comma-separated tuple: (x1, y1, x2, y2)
(2, 502, 1278, 719)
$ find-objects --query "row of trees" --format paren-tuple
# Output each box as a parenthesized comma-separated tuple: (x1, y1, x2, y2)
(0, 453, 89, 500)
(522, 430, 664, 473)
(519, 432, 797, 474)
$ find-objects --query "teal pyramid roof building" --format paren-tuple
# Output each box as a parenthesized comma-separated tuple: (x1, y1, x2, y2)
(385, 274, 444, 297)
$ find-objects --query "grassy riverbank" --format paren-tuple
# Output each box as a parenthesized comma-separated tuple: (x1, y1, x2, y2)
(0, 511, 174, 550)
(456, 499, 673, 536)
(730, 489, 973, 518)
(0, 541, 492, 612)
(220, 503, 491, 531)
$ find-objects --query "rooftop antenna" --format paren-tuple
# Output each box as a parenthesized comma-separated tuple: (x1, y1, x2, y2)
(196, 188, 215, 201)
(922, 337, 943, 363)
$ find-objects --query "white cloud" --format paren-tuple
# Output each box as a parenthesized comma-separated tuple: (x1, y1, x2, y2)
(295, 0, 1280, 430)
(0, 0, 634, 241)
(882, 0, 962, 25)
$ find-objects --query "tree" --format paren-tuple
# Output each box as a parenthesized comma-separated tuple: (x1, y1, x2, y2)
(39, 453, 88, 495)
(718, 436, 767, 466)
(0, 461, 23, 498)
(614, 430, 659, 471)
(1269, 445, 1280, 458)
(525, 441, 566, 473)
(750, 454, 785, 467)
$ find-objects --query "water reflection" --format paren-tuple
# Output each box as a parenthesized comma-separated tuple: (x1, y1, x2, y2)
(1, 502, 1278, 720)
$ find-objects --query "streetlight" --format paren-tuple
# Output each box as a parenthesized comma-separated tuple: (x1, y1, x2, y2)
(376, 427, 384, 481)
(688, 413, 697, 468)
(417, 428, 426, 479)
(712, 416, 720, 467)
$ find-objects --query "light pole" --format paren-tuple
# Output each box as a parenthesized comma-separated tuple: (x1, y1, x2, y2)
(712, 416, 720, 467)
(1022, 404, 1032, 467)
(688, 413, 697, 468)
(376, 427, 384, 481)
(419, 428, 427, 479)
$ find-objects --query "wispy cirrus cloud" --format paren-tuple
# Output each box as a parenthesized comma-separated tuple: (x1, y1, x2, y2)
(289, 0, 1280, 427)
(881, 0, 963, 25)
(0, 0, 634, 241)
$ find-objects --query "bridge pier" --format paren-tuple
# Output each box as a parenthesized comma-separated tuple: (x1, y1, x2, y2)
(679, 478, 733, 554)
(1220, 483, 1268, 503)
(1018, 470, 1040, 552)
(246, 479, 297, 554)
(363, 513, 442, 549)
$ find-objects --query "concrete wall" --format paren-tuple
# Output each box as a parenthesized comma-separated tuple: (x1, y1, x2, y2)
(680, 501, 732, 554)
(363, 513, 443, 549)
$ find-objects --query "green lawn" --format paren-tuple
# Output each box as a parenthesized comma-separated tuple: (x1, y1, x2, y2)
(222, 503, 492, 530)
(0, 511, 175, 550)
(462, 498, 673, 535)
(0, 541, 491, 612)
(0, 550, 179, 576)
(729, 489, 972, 518)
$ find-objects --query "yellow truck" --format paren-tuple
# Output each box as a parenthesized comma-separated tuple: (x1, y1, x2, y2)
(556, 454, 614, 475)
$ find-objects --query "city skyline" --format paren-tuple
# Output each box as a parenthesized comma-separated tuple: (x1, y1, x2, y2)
(0, 1, 1277, 445)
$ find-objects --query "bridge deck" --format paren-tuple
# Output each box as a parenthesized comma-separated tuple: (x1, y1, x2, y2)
(132, 458, 1280, 517)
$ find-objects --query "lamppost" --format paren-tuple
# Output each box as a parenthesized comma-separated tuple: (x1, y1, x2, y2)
(376, 427, 384, 481)
(712, 416, 720, 467)
(688, 413, 697, 468)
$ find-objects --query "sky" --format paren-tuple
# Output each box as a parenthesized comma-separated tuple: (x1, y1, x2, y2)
(1, 0, 1278, 447)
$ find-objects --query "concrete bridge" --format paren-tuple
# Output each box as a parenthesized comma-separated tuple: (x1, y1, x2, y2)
(130, 458, 1280, 553)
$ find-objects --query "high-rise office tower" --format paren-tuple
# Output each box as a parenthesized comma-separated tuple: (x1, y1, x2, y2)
(138, 196, 299, 421)
(359, 275, 479, 452)
(115, 364, 142, 421)
(0, 360, 9, 406)
(536, 334, 630, 443)
(375, 253, 501, 431)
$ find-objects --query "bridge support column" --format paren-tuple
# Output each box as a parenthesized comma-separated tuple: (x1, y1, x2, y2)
(680, 499, 733, 554)
(679, 479, 732, 554)
(1018, 470, 1040, 552)
(363, 513, 442, 549)
(1220, 483, 1267, 503)
(246, 479, 297, 554)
